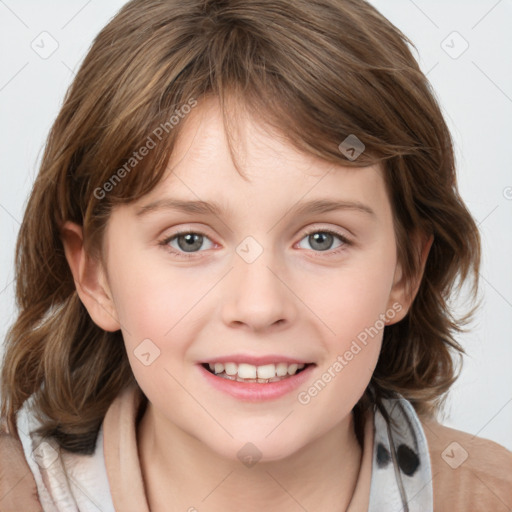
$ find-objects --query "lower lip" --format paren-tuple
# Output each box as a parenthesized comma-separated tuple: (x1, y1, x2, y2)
(197, 364, 315, 402)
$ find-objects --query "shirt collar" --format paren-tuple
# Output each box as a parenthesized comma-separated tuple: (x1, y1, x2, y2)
(368, 396, 434, 511)
(102, 385, 433, 511)
(18, 384, 434, 511)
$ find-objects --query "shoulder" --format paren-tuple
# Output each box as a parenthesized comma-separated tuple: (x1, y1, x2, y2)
(420, 417, 512, 512)
(2, 394, 115, 512)
(0, 426, 43, 511)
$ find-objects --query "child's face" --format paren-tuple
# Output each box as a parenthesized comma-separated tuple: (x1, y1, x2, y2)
(98, 97, 409, 461)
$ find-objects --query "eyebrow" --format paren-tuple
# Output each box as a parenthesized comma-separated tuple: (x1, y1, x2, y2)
(135, 198, 375, 218)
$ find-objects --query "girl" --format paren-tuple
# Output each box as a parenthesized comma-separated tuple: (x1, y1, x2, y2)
(1, 0, 511, 510)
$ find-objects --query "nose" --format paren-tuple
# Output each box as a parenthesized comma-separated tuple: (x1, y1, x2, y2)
(220, 248, 297, 332)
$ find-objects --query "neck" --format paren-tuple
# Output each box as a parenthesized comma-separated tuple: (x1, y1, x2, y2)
(137, 402, 364, 512)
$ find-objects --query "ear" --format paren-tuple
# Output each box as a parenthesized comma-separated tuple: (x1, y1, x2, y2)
(385, 231, 434, 325)
(59, 221, 120, 332)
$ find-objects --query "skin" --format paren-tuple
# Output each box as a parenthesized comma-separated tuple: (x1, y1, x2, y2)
(61, 96, 431, 511)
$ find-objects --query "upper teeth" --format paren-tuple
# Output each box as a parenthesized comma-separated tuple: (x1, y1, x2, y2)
(209, 362, 306, 379)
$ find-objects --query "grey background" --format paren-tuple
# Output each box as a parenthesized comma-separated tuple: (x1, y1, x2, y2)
(0, 0, 511, 450)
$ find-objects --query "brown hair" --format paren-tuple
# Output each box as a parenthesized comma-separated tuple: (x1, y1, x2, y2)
(1, 0, 480, 453)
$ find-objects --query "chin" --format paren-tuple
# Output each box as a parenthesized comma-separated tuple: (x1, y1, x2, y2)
(203, 426, 308, 464)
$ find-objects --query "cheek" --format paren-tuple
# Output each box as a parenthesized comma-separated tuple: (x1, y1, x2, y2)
(108, 247, 194, 338)
(299, 246, 396, 395)
(108, 256, 216, 385)
(309, 250, 396, 334)
(295, 265, 391, 414)
(110, 263, 197, 401)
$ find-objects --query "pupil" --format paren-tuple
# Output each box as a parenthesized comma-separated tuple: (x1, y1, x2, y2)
(178, 233, 202, 252)
(310, 232, 332, 251)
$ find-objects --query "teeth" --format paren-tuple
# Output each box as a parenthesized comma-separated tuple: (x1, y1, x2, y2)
(224, 362, 237, 376)
(276, 363, 288, 376)
(287, 363, 298, 375)
(237, 363, 257, 379)
(206, 361, 308, 380)
(257, 364, 276, 379)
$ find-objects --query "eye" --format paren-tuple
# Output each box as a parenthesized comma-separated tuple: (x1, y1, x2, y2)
(158, 227, 352, 260)
(158, 230, 215, 259)
(296, 228, 352, 257)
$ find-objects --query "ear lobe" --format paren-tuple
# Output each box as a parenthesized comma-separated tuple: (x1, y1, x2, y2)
(386, 232, 434, 325)
(59, 220, 120, 332)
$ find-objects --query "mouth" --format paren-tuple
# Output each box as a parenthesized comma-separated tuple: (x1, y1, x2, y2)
(198, 359, 316, 401)
(200, 361, 314, 384)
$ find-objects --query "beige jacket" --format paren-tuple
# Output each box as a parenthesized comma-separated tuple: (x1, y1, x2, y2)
(1, 386, 511, 511)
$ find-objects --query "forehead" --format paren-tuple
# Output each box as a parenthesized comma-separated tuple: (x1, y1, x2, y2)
(140, 96, 388, 212)
(175, 97, 327, 177)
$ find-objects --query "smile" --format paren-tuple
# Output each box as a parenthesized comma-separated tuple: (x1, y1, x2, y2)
(198, 361, 316, 401)
(203, 362, 309, 383)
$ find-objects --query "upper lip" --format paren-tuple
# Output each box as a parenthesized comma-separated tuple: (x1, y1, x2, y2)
(201, 355, 314, 366)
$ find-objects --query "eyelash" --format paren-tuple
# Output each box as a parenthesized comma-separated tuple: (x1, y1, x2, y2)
(158, 227, 352, 260)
